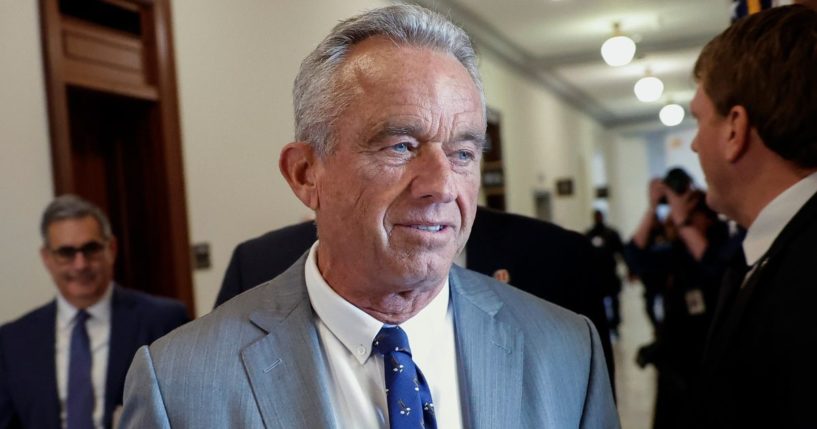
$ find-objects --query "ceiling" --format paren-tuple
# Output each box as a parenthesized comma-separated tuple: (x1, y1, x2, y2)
(407, 0, 735, 128)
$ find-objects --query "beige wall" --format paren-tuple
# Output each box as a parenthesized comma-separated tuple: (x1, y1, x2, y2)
(0, 0, 623, 323)
(0, 0, 60, 322)
(479, 55, 599, 232)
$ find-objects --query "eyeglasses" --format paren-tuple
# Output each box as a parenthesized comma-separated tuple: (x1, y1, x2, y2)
(49, 241, 107, 264)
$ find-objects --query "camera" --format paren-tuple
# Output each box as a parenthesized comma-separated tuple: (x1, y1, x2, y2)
(658, 168, 692, 204)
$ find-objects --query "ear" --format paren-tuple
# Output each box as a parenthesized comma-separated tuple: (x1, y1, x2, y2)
(40, 245, 51, 267)
(279, 142, 321, 210)
(724, 105, 751, 163)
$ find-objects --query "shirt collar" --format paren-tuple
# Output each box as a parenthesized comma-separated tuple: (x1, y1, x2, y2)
(303, 241, 450, 365)
(744, 171, 817, 266)
(56, 282, 114, 329)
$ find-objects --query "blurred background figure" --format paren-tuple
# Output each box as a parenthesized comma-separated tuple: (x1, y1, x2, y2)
(586, 210, 625, 338)
(625, 168, 735, 429)
(0, 195, 189, 429)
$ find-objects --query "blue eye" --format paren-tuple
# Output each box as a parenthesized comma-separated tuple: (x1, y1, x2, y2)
(392, 143, 410, 153)
(456, 150, 474, 161)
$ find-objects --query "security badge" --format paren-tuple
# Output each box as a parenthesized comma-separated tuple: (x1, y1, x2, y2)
(685, 289, 706, 315)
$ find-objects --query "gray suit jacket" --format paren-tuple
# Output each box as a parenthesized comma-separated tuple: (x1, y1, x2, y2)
(120, 256, 619, 428)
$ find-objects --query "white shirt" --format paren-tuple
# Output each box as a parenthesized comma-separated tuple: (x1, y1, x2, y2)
(743, 171, 817, 266)
(304, 242, 463, 429)
(55, 283, 113, 429)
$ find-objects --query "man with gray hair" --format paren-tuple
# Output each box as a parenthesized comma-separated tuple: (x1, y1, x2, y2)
(0, 195, 188, 429)
(120, 5, 618, 428)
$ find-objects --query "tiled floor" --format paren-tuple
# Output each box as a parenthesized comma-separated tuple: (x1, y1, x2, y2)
(613, 281, 657, 429)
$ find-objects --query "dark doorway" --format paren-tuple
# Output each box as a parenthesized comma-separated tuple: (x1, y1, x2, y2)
(482, 109, 506, 211)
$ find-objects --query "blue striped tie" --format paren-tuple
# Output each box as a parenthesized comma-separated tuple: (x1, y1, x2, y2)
(373, 326, 437, 429)
(67, 310, 94, 429)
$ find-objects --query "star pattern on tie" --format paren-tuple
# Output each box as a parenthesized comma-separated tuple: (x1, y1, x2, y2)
(373, 326, 437, 429)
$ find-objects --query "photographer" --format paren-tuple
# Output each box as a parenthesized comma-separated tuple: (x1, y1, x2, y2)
(626, 168, 732, 429)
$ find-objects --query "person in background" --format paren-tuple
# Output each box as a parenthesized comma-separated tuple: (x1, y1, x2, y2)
(585, 209, 625, 338)
(691, 5, 817, 427)
(0, 194, 189, 429)
(119, 5, 618, 428)
(626, 168, 732, 429)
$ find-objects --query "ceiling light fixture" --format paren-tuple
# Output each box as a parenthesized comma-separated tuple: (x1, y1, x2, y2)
(659, 103, 685, 126)
(600, 22, 636, 67)
(633, 69, 664, 102)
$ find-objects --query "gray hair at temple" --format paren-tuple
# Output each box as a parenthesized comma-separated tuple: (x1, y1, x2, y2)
(40, 194, 113, 244)
(292, 4, 485, 157)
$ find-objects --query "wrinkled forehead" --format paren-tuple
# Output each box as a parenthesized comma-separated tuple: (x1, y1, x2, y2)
(337, 37, 483, 107)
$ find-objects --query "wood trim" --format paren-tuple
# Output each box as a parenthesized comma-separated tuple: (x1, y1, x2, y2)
(144, 0, 195, 314)
(40, 0, 74, 193)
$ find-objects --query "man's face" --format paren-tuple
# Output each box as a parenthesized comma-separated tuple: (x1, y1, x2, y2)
(40, 216, 116, 308)
(312, 37, 485, 293)
(690, 85, 731, 215)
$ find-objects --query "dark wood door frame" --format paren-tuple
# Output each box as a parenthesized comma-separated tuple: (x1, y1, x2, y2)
(39, 0, 195, 315)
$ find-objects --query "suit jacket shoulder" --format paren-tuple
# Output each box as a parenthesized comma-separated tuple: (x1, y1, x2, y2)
(1, 302, 60, 429)
(121, 259, 336, 429)
(449, 266, 618, 428)
(704, 190, 817, 428)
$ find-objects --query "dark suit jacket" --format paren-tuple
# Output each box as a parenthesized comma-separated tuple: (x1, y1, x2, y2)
(214, 206, 614, 381)
(0, 285, 189, 429)
(702, 190, 817, 428)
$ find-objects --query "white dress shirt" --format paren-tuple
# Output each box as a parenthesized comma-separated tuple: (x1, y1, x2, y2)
(743, 171, 817, 266)
(55, 283, 113, 429)
(304, 242, 463, 429)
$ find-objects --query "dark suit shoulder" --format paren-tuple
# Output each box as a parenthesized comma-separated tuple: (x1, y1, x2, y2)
(237, 221, 317, 255)
(112, 286, 189, 332)
(0, 301, 55, 339)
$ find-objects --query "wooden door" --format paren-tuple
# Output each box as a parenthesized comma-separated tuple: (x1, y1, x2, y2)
(40, 0, 194, 315)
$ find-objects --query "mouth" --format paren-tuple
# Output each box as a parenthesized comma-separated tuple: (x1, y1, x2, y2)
(411, 224, 446, 232)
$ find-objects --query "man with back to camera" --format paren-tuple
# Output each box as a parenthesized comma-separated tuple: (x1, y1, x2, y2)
(690, 5, 817, 428)
(0, 195, 189, 429)
(119, 5, 619, 428)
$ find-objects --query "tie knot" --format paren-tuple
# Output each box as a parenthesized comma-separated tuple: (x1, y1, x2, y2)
(75, 309, 90, 325)
(373, 326, 412, 356)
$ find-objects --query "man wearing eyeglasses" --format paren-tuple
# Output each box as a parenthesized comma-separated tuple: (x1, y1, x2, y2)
(0, 194, 189, 429)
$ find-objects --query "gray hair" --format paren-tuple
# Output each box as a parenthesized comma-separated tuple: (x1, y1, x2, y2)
(40, 194, 113, 244)
(293, 4, 485, 156)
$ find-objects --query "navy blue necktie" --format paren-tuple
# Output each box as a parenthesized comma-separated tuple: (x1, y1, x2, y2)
(67, 310, 94, 429)
(373, 326, 437, 429)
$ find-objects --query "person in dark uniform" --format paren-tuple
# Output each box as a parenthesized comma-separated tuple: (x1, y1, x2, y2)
(627, 170, 733, 429)
(585, 210, 625, 337)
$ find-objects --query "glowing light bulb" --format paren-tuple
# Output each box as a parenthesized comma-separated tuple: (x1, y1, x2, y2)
(601, 35, 636, 67)
(660, 104, 685, 126)
(634, 76, 664, 102)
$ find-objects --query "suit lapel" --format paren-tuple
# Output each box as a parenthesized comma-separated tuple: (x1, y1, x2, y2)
(29, 301, 62, 427)
(240, 260, 337, 429)
(450, 266, 523, 429)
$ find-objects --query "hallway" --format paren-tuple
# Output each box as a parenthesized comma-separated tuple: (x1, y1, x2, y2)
(613, 281, 657, 429)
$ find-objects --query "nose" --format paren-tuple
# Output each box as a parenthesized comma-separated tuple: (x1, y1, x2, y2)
(410, 147, 456, 203)
(71, 251, 90, 269)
